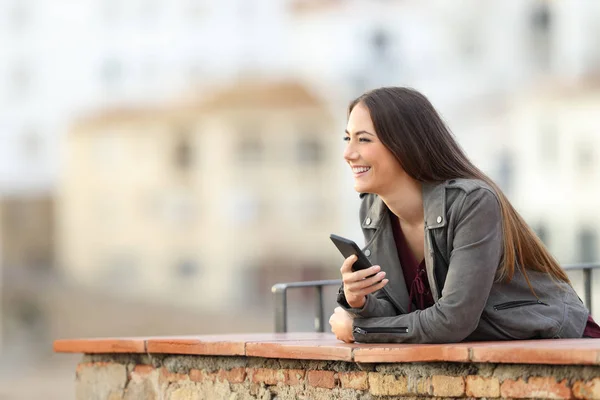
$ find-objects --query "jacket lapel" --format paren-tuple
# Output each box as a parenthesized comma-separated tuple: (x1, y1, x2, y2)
(362, 196, 411, 314)
(422, 182, 447, 301)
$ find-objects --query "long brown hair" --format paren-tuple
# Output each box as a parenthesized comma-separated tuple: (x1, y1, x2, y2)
(349, 87, 571, 287)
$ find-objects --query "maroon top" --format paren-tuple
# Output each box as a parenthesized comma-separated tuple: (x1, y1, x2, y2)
(390, 211, 600, 338)
(390, 213, 435, 312)
(584, 315, 600, 338)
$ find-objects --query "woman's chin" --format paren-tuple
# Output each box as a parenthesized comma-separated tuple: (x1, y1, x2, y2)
(353, 182, 371, 193)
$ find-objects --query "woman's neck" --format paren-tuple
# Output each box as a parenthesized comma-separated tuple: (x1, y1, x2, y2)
(379, 178, 424, 227)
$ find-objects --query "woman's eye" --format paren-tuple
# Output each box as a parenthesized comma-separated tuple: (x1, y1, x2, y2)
(343, 136, 350, 142)
(359, 138, 371, 143)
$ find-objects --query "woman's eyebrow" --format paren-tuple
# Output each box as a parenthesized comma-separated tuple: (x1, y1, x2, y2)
(344, 129, 375, 136)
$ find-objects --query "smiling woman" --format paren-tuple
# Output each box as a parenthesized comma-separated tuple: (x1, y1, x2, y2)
(329, 87, 600, 344)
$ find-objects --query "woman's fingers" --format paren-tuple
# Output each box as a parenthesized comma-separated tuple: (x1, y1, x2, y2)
(356, 278, 389, 296)
(341, 265, 381, 285)
(346, 276, 389, 296)
(345, 271, 386, 290)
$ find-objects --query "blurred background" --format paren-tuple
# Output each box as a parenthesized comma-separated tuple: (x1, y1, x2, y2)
(1, 0, 600, 398)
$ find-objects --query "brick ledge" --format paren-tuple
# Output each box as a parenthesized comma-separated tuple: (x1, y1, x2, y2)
(53, 333, 600, 365)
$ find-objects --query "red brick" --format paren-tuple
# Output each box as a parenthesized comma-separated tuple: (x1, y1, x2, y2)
(189, 369, 203, 382)
(189, 369, 217, 383)
(132, 365, 154, 377)
(250, 368, 284, 385)
(431, 375, 465, 397)
(307, 370, 337, 389)
(284, 369, 306, 386)
(159, 367, 188, 384)
(501, 377, 571, 399)
(466, 376, 500, 398)
(339, 372, 368, 391)
(573, 378, 600, 399)
(217, 368, 246, 384)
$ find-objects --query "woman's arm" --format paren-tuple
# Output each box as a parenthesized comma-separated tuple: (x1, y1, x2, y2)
(352, 188, 502, 343)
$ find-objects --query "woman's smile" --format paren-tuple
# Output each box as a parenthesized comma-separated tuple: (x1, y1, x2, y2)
(351, 165, 371, 178)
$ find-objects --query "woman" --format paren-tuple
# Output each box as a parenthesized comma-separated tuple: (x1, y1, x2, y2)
(329, 87, 599, 343)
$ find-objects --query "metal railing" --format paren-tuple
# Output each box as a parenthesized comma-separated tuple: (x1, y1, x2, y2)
(272, 263, 600, 333)
(562, 263, 600, 314)
(271, 279, 341, 333)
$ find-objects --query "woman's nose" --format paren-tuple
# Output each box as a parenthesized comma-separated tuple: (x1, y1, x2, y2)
(343, 144, 358, 162)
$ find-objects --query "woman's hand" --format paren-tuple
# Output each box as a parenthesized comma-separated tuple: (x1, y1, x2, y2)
(329, 307, 355, 343)
(341, 255, 389, 308)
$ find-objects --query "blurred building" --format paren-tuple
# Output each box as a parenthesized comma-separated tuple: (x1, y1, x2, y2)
(508, 78, 600, 265)
(57, 80, 346, 308)
(3, 0, 600, 194)
(0, 194, 54, 353)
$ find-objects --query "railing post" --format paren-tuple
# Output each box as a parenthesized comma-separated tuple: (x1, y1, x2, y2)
(272, 284, 288, 333)
(315, 286, 324, 332)
(584, 268, 592, 315)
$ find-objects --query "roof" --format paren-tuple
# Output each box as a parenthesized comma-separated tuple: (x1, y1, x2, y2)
(71, 80, 327, 132)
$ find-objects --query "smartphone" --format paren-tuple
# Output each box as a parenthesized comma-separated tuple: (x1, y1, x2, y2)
(329, 234, 373, 271)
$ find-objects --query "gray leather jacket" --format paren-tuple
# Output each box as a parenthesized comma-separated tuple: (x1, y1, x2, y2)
(338, 179, 588, 343)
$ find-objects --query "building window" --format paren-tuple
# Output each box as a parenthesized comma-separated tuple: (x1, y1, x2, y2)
(539, 120, 558, 166)
(174, 130, 193, 171)
(100, 58, 123, 89)
(21, 128, 42, 161)
(371, 30, 390, 57)
(496, 150, 514, 195)
(534, 222, 549, 246)
(576, 142, 594, 172)
(9, 0, 30, 32)
(236, 135, 263, 164)
(10, 62, 31, 99)
(175, 259, 200, 279)
(297, 137, 323, 165)
(579, 228, 598, 263)
(530, 1, 552, 70)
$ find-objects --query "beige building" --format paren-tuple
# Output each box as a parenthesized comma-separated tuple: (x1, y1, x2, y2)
(57, 81, 348, 310)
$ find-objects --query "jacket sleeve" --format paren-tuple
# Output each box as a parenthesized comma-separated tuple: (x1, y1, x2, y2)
(337, 285, 399, 318)
(352, 188, 502, 343)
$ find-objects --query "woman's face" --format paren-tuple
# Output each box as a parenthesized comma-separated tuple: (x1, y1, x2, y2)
(344, 102, 406, 195)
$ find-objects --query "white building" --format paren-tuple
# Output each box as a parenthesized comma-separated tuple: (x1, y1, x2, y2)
(508, 79, 600, 265)
(2, 0, 600, 195)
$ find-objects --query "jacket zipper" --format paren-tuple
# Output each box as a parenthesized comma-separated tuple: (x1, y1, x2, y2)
(493, 299, 549, 311)
(353, 326, 408, 335)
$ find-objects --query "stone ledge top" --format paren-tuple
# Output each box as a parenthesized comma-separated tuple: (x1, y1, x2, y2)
(53, 333, 600, 365)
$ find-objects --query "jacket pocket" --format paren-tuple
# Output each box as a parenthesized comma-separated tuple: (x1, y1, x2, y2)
(493, 299, 549, 311)
(353, 326, 408, 335)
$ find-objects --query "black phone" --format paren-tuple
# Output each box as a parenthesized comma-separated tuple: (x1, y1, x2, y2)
(329, 234, 373, 271)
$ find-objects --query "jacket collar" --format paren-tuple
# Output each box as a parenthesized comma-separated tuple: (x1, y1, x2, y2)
(422, 181, 447, 229)
(361, 181, 448, 229)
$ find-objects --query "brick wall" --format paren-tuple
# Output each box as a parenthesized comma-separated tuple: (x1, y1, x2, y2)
(75, 354, 600, 399)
